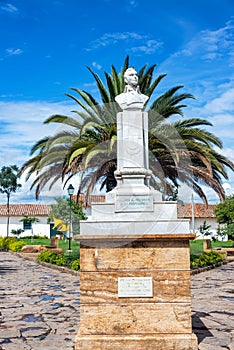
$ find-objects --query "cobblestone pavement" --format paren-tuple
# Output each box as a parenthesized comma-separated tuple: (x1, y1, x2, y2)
(0, 252, 233, 349)
(0, 252, 80, 350)
(191, 261, 234, 350)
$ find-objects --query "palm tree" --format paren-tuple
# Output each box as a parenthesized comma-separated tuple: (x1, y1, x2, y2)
(19, 56, 234, 204)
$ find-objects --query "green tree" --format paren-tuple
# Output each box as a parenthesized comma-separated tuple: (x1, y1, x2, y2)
(198, 220, 212, 238)
(214, 195, 234, 239)
(48, 197, 86, 236)
(0, 165, 21, 236)
(19, 57, 234, 203)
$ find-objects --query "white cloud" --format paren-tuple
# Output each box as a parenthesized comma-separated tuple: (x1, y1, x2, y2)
(129, 0, 138, 5)
(158, 19, 234, 87)
(156, 20, 234, 204)
(201, 21, 233, 53)
(82, 82, 98, 94)
(1, 3, 18, 13)
(86, 32, 148, 51)
(208, 114, 234, 127)
(129, 39, 163, 54)
(157, 20, 234, 142)
(204, 88, 234, 113)
(92, 61, 102, 70)
(126, 0, 138, 8)
(0, 100, 74, 165)
(6, 48, 23, 56)
(0, 170, 65, 204)
(222, 183, 234, 197)
(172, 20, 234, 65)
(193, 80, 234, 141)
(0, 100, 77, 203)
(83, 82, 97, 88)
(86, 31, 163, 56)
(222, 148, 234, 163)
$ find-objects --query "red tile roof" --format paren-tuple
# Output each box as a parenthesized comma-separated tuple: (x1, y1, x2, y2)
(76, 194, 106, 205)
(0, 204, 51, 217)
(177, 204, 216, 218)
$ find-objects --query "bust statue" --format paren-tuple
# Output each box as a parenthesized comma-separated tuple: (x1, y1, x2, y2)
(115, 68, 149, 110)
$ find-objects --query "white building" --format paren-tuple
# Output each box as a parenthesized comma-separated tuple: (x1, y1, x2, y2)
(0, 204, 51, 238)
(177, 203, 226, 240)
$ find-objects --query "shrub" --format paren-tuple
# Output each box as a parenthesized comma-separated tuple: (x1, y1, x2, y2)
(54, 254, 66, 266)
(37, 249, 79, 269)
(191, 251, 224, 269)
(37, 250, 66, 266)
(37, 250, 58, 264)
(9, 240, 26, 252)
(64, 251, 80, 268)
(11, 228, 24, 237)
(0, 237, 17, 250)
(71, 259, 80, 271)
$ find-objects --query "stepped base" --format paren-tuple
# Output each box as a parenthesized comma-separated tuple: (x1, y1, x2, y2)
(75, 334, 198, 350)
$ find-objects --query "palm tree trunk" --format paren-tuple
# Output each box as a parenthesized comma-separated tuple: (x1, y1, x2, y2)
(6, 192, 10, 237)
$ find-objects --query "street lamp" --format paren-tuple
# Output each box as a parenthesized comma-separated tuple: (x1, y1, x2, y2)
(67, 184, 74, 251)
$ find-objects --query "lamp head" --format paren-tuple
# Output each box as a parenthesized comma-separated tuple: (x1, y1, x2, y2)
(67, 184, 74, 196)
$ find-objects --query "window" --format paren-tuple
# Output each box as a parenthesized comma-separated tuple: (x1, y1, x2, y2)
(23, 221, 32, 230)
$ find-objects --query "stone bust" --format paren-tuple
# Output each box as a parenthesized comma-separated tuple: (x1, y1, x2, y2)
(115, 67, 149, 110)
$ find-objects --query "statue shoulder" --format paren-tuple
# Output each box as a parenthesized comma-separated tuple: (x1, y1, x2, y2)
(115, 93, 128, 104)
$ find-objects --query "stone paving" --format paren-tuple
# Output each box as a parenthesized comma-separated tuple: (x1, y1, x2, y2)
(0, 252, 80, 350)
(0, 251, 233, 349)
(191, 262, 234, 350)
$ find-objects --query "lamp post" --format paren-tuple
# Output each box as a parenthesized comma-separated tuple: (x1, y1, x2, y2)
(191, 193, 195, 234)
(67, 184, 74, 251)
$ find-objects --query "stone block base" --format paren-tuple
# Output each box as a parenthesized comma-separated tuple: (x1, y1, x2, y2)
(75, 234, 198, 350)
(75, 333, 198, 350)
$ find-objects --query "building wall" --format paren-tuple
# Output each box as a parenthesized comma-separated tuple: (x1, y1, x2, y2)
(0, 216, 48, 225)
(0, 223, 50, 238)
(192, 218, 218, 232)
(192, 218, 227, 241)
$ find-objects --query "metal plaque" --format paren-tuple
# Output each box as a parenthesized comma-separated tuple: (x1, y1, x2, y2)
(118, 277, 153, 298)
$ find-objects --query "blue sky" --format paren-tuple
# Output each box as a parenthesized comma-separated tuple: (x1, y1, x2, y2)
(0, 0, 234, 204)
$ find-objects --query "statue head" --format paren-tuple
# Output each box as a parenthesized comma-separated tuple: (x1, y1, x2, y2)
(115, 66, 148, 109)
(124, 67, 138, 87)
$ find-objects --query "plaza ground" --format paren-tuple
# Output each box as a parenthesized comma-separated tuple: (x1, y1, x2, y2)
(0, 252, 233, 350)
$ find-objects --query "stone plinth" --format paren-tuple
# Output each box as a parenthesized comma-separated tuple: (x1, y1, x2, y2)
(75, 234, 198, 350)
(80, 199, 190, 236)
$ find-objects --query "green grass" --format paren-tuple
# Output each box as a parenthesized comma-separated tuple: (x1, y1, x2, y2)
(190, 239, 233, 254)
(19, 237, 80, 253)
(22, 237, 50, 245)
(18, 237, 233, 254)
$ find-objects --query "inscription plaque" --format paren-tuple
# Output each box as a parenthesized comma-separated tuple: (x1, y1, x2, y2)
(118, 277, 153, 298)
(115, 195, 153, 212)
